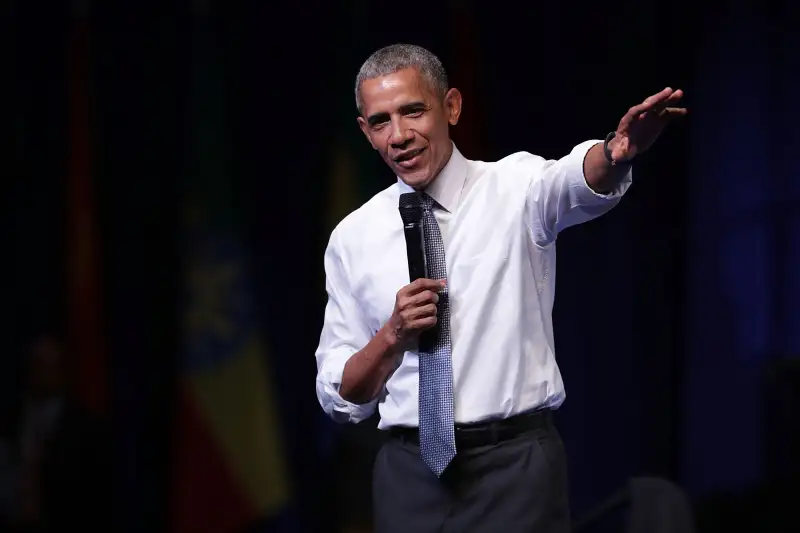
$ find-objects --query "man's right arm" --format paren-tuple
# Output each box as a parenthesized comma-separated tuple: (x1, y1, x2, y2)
(338, 322, 401, 405)
(315, 229, 383, 424)
(315, 228, 443, 423)
(339, 273, 443, 404)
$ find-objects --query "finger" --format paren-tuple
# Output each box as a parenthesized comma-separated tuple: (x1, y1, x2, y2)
(647, 106, 687, 121)
(664, 106, 688, 116)
(401, 303, 437, 323)
(627, 87, 675, 117)
(408, 303, 438, 320)
(405, 278, 445, 295)
(399, 289, 439, 311)
(407, 289, 439, 307)
(413, 316, 438, 330)
(664, 89, 684, 105)
(635, 87, 673, 112)
(649, 92, 685, 117)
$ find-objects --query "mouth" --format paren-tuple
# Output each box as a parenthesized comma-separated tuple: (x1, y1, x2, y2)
(393, 147, 426, 169)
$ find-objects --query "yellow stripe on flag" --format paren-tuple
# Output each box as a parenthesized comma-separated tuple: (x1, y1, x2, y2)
(186, 338, 291, 515)
(326, 140, 359, 232)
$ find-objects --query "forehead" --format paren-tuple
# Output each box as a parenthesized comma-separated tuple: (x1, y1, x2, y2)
(359, 68, 436, 115)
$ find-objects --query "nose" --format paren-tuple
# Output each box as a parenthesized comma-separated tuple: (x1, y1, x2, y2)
(388, 119, 413, 148)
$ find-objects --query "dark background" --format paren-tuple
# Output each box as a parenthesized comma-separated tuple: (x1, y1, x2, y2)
(3, 0, 799, 532)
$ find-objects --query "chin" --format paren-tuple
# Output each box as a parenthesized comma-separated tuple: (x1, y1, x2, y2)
(398, 170, 434, 190)
(394, 161, 435, 188)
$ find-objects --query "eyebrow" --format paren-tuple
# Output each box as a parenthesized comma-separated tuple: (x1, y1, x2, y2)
(366, 101, 428, 127)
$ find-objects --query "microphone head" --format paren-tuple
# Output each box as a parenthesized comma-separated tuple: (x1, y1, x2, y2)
(398, 192, 424, 224)
(399, 192, 424, 209)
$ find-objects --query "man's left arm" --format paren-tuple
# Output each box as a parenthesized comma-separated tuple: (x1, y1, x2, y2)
(525, 87, 686, 246)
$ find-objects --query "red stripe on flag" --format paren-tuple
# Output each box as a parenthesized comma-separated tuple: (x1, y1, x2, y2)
(66, 14, 107, 415)
(169, 387, 254, 533)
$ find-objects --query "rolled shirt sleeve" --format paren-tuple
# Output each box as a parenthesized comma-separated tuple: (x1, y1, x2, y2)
(315, 227, 379, 424)
(524, 139, 633, 246)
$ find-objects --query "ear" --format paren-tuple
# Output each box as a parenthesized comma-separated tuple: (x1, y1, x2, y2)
(443, 88, 463, 126)
(356, 116, 377, 150)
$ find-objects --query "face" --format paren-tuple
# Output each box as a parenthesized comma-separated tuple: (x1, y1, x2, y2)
(357, 68, 462, 189)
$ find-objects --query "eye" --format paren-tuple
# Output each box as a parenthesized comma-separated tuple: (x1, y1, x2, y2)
(406, 109, 424, 118)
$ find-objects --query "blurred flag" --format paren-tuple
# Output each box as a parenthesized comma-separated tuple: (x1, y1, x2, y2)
(325, 137, 364, 233)
(65, 2, 107, 416)
(168, 6, 291, 533)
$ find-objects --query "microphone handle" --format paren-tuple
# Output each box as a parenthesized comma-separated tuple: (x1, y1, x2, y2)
(402, 219, 436, 352)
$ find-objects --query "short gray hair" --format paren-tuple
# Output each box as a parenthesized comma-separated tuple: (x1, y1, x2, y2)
(355, 44, 449, 114)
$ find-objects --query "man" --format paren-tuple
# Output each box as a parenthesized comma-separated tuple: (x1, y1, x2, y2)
(315, 43, 685, 533)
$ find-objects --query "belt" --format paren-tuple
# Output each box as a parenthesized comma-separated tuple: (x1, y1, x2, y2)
(388, 409, 553, 449)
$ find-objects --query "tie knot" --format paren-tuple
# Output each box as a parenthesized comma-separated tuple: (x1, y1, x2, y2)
(420, 193, 436, 211)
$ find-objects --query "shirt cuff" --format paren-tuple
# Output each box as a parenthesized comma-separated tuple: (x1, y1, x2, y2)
(316, 365, 379, 424)
(572, 139, 633, 202)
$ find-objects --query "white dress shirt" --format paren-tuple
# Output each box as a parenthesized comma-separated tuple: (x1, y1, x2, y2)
(315, 140, 632, 430)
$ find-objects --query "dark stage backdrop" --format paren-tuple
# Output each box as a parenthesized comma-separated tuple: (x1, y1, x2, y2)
(6, 1, 798, 532)
(684, 0, 800, 500)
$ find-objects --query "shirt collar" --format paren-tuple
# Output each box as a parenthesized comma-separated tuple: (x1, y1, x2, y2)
(396, 143, 468, 213)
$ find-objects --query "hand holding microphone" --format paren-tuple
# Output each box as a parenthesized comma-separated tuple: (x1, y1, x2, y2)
(386, 278, 445, 349)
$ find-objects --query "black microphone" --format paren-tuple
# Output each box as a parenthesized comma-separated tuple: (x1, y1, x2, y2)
(399, 192, 437, 352)
(398, 192, 428, 282)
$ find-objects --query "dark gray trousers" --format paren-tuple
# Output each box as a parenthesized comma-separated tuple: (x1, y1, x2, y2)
(372, 422, 570, 533)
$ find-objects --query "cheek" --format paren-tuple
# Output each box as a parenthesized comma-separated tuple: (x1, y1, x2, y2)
(367, 132, 385, 151)
(422, 117, 447, 140)
(371, 135, 393, 161)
